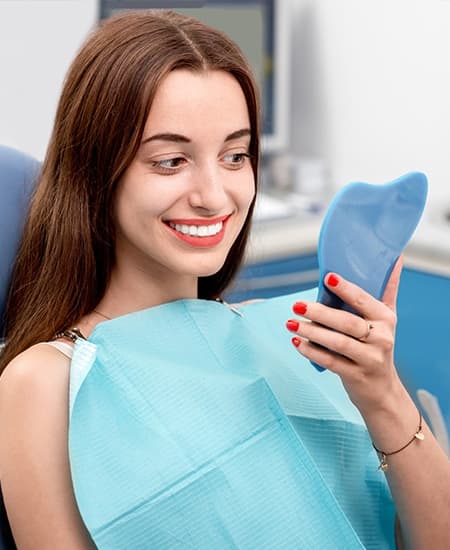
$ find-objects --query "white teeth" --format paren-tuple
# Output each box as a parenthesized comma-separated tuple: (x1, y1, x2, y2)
(168, 221, 223, 237)
(204, 224, 221, 236)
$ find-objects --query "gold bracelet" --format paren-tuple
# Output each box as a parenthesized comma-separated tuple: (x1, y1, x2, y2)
(372, 408, 424, 471)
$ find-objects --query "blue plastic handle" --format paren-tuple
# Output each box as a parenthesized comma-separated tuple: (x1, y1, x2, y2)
(312, 172, 428, 372)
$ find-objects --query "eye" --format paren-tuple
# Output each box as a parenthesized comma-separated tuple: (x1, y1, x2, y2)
(151, 157, 187, 174)
(222, 152, 252, 169)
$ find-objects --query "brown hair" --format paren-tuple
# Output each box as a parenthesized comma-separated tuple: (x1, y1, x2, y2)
(0, 10, 260, 373)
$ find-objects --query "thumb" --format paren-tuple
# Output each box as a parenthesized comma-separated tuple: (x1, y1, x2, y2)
(382, 255, 404, 311)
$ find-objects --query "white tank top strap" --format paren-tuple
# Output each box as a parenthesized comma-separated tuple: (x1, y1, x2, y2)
(42, 340, 74, 359)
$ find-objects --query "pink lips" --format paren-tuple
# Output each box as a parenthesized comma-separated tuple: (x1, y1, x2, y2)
(164, 214, 230, 248)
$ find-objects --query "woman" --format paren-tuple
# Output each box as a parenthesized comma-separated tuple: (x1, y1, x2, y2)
(0, 10, 448, 549)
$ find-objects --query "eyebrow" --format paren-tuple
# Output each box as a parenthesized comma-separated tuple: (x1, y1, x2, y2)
(141, 128, 251, 145)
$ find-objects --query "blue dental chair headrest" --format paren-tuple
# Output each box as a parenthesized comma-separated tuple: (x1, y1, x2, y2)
(0, 145, 40, 337)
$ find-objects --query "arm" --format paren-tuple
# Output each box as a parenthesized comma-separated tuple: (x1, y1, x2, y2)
(0, 345, 95, 549)
(288, 258, 450, 549)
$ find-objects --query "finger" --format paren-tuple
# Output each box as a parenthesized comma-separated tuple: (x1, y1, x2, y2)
(294, 320, 377, 364)
(290, 301, 376, 342)
(381, 255, 403, 311)
(292, 337, 356, 376)
(324, 273, 393, 321)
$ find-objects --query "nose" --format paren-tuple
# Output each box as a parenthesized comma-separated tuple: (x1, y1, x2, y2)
(188, 163, 228, 213)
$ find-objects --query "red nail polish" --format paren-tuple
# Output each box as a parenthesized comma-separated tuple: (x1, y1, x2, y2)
(292, 337, 301, 347)
(293, 302, 307, 315)
(327, 274, 339, 287)
(286, 319, 299, 332)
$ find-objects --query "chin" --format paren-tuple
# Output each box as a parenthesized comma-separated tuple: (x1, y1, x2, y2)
(185, 257, 228, 278)
(194, 265, 225, 278)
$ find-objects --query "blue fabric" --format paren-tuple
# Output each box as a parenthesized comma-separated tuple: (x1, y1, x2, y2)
(69, 290, 396, 549)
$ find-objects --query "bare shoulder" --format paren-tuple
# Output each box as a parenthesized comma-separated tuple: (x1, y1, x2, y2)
(0, 342, 72, 439)
(0, 342, 72, 480)
(0, 342, 71, 396)
(1, 339, 72, 374)
(0, 344, 94, 548)
(0, 342, 72, 474)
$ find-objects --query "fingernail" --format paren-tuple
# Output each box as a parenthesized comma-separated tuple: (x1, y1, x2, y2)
(286, 319, 299, 332)
(327, 274, 339, 287)
(292, 337, 301, 347)
(293, 302, 307, 315)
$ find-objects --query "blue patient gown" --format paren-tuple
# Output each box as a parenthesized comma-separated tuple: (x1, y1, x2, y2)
(68, 290, 396, 549)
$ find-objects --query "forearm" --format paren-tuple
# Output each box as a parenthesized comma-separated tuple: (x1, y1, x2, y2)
(361, 379, 450, 549)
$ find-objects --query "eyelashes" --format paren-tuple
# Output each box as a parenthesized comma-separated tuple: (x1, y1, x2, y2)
(151, 157, 187, 174)
(150, 152, 252, 175)
(222, 152, 252, 169)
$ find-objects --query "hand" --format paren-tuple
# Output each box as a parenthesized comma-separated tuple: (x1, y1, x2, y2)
(287, 256, 404, 415)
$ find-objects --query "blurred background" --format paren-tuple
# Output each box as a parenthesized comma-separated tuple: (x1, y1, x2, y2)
(0, 0, 449, 450)
(1, 1, 450, 264)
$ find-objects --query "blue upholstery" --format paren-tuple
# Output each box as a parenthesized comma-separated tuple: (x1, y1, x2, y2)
(0, 145, 40, 548)
(0, 146, 40, 338)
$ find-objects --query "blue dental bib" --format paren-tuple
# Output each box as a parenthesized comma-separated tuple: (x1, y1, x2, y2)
(69, 291, 395, 549)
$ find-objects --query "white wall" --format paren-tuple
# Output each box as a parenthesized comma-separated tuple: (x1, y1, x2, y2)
(0, 0, 98, 160)
(2, 0, 450, 212)
(290, 0, 450, 209)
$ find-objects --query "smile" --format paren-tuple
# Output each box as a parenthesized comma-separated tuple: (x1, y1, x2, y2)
(168, 221, 223, 237)
(164, 215, 230, 248)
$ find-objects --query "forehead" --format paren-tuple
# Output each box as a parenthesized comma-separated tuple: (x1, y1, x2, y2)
(143, 69, 250, 138)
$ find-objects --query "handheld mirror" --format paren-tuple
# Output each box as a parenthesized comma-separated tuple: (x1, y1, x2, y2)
(312, 172, 428, 372)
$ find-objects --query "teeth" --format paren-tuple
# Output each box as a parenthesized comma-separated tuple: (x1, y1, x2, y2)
(208, 224, 219, 236)
(169, 221, 223, 237)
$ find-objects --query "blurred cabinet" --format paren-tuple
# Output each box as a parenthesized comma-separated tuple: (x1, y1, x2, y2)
(395, 267, 450, 454)
(226, 210, 322, 303)
(226, 252, 319, 303)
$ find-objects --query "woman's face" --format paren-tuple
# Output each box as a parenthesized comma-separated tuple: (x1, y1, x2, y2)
(114, 69, 255, 289)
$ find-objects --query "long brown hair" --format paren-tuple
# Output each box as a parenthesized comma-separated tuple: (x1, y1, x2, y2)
(0, 10, 260, 373)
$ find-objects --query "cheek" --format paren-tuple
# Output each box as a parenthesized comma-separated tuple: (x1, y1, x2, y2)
(237, 172, 256, 212)
(115, 188, 145, 231)
(116, 178, 174, 225)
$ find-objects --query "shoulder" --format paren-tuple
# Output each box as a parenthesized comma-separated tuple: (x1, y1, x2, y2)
(0, 344, 94, 548)
(0, 342, 72, 405)
(0, 342, 72, 461)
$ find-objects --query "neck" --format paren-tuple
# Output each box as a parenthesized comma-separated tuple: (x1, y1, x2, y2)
(96, 261, 198, 319)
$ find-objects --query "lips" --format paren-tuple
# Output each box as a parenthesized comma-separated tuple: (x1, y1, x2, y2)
(164, 214, 230, 248)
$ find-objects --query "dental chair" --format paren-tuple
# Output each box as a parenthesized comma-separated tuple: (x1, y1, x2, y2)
(0, 145, 448, 549)
(0, 144, 40, 549)
(0, 145, 39, 338)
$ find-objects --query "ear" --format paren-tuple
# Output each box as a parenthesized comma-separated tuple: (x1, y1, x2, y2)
(382, 255, 404, 311)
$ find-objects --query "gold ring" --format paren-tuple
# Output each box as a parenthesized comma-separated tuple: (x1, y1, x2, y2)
(358, 321, 373, 341)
